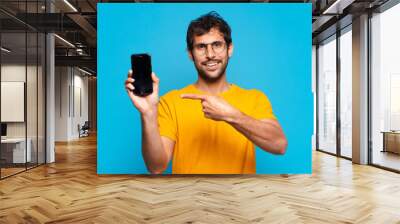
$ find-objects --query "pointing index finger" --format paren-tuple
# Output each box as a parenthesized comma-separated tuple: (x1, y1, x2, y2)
(181, 94, 207, 101)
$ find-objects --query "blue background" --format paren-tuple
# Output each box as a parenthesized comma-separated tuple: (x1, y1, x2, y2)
(98, 3, 312, 174)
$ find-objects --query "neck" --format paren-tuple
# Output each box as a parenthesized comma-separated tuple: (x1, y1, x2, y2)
(194, 74, 230, 95)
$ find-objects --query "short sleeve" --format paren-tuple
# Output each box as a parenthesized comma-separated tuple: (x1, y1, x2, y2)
(158, 96, 177, 141)
(252, 91, 277, 120)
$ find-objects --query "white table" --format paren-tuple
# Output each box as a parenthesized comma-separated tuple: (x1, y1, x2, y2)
(1, 138, 31, 163)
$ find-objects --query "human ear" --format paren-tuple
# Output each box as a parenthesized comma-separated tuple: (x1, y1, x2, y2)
(228, 43, 234, 58)
(187, 49, 194, 61)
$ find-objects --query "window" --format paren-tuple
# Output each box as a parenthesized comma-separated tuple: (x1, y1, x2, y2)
(339, 27, 352, 158)
(371, 2, 400, 171)
(317, 35, 337, 154)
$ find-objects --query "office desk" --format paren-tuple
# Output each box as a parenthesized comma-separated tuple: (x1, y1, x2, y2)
(381, 131, 400, 154)
(1, 138, 31, 163)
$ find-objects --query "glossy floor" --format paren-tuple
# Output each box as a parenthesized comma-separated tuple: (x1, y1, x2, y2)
(0, 135, 399, 223)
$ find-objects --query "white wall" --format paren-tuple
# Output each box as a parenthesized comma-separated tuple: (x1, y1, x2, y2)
(312, 45, 316, 150)
(72, 72, 89, 138)
(1, 64, 40, 137)
(55, 67, 89, 141)
(1, 63, 46, 164)
(1, 65, 25, 131)
(55, 66, 69, 141)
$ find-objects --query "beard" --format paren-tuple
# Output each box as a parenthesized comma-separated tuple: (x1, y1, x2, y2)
(194, 58, 229, 83)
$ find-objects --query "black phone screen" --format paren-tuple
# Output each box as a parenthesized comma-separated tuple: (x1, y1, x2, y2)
(131, 54, 153, 96)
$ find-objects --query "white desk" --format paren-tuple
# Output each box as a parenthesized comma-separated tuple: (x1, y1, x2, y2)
(1, 138, 31, 163)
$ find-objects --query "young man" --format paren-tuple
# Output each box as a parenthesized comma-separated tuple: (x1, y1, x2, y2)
(125, 12, 287, 174)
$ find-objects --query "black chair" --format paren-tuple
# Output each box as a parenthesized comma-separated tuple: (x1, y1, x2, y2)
(78, 121, 90, 138)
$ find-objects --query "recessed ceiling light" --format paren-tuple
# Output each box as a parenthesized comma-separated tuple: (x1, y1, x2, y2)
(63, 0, 78, 12)
(322, 0, 354, 15)
(54, 34, 75, 48)
(77, 67, 93, 76)
(1, 47, 11, 53)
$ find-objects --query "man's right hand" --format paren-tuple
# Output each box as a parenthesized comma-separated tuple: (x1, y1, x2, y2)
(125, 70, 174, 174)
(125, 70, 160, 116)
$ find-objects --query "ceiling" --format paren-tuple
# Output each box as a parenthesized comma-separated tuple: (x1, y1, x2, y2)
(311, 0, 392, 44)
(0, 0, 395, 75)
(1, 0, 98, 74)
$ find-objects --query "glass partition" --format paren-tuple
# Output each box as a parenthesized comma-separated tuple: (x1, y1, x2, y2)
(1, 30, 28, 177)
(0, 1, 46, 179)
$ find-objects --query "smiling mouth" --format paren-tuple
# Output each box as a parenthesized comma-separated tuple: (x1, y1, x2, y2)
(203, 61, 220, 70)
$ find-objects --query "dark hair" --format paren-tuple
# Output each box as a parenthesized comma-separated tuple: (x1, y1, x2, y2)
(186, 11, 232, 51)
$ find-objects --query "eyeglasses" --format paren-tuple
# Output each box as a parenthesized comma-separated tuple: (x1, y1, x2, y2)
(193, 41, 226, 56)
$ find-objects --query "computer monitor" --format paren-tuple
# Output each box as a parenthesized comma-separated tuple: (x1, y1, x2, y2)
(1, 123, 7, 137)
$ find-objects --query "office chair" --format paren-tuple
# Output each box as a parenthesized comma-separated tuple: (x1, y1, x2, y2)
(79, 121, 90, 138)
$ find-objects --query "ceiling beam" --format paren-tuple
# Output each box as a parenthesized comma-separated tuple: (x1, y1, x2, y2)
(67, 13, 97, 46)
(322, 0, 356, 14)
(55, 55, 96, 72)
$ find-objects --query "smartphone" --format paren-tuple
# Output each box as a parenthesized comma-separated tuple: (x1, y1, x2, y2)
(131, 53, 153, 96)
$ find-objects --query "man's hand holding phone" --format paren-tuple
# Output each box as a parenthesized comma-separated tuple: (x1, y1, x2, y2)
(125, 70, 160, 117)
(125, 66, 174, 175)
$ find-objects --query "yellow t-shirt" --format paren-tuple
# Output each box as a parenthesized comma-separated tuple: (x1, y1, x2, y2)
(158, 84, 276, 174)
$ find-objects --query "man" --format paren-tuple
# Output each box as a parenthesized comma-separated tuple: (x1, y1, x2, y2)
(125, 12, 287, 174)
